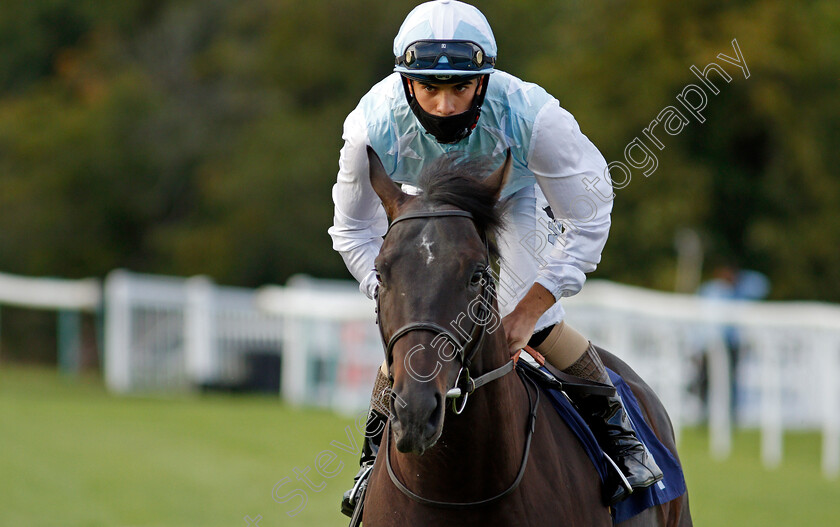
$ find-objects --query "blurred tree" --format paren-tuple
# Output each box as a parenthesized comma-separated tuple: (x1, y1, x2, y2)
(0, 0, 837, 306)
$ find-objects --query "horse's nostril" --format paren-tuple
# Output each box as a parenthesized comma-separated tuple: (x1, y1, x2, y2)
(427, 392, 443, 431)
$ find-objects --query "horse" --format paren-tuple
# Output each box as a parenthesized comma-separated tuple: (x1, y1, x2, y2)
(359, 146, 692, 526)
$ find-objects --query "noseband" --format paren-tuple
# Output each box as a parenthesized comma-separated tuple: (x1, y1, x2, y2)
(375, 209, 515, 414)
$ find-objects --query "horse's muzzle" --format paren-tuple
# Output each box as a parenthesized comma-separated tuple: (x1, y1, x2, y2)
(391, 389, 444, 455)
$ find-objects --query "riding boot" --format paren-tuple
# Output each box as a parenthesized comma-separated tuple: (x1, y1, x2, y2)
(563, 344, 664, 505)
(340, 369, 391, 517)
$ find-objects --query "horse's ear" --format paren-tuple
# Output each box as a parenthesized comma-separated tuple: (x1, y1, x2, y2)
(485, 149, 512, 200)
(368, 145, 408, 220)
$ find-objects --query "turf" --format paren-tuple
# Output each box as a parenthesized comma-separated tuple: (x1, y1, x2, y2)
(1, 366, 838, 526)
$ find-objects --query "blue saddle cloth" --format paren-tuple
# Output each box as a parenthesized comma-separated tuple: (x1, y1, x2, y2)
(539, 367, 687, 523)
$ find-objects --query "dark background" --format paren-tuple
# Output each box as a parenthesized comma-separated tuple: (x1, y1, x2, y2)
(1, 0, 837, 360)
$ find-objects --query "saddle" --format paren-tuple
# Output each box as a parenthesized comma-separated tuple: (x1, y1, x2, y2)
(517, 351, 687, 523)
(514, 348, 616, 398)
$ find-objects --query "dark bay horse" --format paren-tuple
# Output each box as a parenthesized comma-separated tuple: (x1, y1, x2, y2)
(360, 146, 692, 526)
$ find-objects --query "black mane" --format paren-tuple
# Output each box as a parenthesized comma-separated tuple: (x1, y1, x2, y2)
(417, 153, 508, 254)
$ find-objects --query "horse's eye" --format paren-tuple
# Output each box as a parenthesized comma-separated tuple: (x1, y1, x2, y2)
(470, 269, 484, 287)
(375, 270, 383, 284)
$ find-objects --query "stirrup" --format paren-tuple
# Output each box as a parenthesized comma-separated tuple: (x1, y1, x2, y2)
(347, 469, 370, 527)
(603, 453, 634, 504)
(341, 463, 374, 517)
(347, 463, 374, 506)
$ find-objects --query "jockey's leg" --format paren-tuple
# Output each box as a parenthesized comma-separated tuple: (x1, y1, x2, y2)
(531, 320, 589, 368)
(340, 361, 390, 517)
(534, 324, 664, 505)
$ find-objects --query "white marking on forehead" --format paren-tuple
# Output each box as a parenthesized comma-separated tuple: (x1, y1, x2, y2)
(420, 234, 435, 265)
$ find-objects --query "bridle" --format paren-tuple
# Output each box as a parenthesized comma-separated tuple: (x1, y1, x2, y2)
(375, 209, 515, 414)
(374, 208, 539, 509)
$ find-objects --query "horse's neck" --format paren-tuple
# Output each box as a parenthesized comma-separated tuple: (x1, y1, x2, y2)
(391, 331, 527, 487)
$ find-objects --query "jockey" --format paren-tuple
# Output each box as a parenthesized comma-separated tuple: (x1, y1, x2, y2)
(330, 0, 663, 515)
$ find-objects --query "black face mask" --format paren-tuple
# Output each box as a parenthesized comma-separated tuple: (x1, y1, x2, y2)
(402, 76, 489, 144)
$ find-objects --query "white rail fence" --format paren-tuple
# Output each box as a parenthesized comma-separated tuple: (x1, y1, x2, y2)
(6, 269, 834, 477)
(104, 270, 285, 392)
(0, 271, 101, 372)
(559, 281, 840, 478)
(0, 271, 840, 477)
(256, 278, 840, 479)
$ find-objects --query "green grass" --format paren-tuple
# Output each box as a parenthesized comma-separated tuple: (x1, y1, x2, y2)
(1, 366, 838, 526)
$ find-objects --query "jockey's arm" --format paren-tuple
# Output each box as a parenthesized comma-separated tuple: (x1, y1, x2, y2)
(501, 100, 613, 356)
(328, 107, 388, 300)
(330, 110, 416, 379)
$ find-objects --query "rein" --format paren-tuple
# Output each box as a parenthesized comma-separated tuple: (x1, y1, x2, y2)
(385, 370, 539, 509)
(376, 208, 539, 508)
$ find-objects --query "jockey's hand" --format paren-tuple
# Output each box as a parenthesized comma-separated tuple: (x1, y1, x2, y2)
(501, 283, 556, 356)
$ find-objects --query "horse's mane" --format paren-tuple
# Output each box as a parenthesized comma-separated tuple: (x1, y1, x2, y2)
(417, 153, 508, 257)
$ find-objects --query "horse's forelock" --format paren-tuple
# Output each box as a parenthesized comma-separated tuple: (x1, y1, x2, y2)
(417, 153, 508, 257)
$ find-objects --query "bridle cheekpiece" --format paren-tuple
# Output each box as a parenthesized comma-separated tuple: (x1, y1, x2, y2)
(375, 209, 514, 414)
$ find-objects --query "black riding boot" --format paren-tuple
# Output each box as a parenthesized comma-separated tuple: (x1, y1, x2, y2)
(340, 368, 392, 517)
(340, 408, 387, 516)
(564, 344, 664, 505)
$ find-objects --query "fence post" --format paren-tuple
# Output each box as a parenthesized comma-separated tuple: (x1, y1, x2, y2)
(281, 291, 308, 405)
(708, 331, 732, 459)
(760, 332, 783, 469)
(104, 270, 133, 392)
(822, 335, 840, 479)
(185, 276, 217, 386)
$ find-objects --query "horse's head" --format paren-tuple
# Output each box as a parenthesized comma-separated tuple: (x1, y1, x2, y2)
(367, 146, 511, 455)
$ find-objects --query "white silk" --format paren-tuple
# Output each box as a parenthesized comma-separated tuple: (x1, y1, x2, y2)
(328, 74, 613, 326)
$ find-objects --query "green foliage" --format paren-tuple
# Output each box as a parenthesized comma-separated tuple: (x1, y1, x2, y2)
(0, 0, 837, 299)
